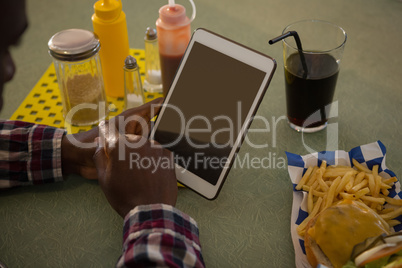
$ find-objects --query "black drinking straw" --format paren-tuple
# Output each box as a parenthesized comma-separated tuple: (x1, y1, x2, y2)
(269, 31, 308, 79)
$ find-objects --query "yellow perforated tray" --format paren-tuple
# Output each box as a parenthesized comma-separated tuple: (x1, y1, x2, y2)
(10, 49, 163, 134)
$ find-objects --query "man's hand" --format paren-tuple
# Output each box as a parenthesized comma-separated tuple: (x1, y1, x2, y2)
(93, 133, 178, 218)
(61, 98, 164, 180)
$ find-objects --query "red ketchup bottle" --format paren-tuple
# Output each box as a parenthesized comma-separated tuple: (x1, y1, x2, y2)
(156, 0, 195, 96)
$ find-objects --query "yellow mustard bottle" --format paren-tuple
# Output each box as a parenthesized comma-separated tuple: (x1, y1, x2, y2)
(92, 0, 130, 97)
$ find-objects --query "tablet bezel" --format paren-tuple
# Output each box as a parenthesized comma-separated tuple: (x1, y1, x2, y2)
(150, 28, 276, 199)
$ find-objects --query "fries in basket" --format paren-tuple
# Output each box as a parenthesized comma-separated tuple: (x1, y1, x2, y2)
(295, 159, 402, 236)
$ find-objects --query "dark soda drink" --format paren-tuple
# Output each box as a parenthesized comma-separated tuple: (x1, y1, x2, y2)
(285, 52, 339, 129)
(160, 53, 183, 96)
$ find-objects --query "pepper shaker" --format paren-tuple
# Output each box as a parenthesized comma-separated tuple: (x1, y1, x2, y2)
(124, 55, 145, 110)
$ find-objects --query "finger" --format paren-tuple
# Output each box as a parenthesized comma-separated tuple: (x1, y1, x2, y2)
(125, 98, 164, 136)
(122, 98, 164, 119)
(125, 134, 143, 142)
(141, 98, 164, 134)
(93, 137, 108, 176)
(136, 98, 164, 123)
(97, 121, 108, 157)
(99, 120, 120, 156)
(98, 121, 107, 145)
(145, 97, 164, 117)
(124, 134, 150, 150)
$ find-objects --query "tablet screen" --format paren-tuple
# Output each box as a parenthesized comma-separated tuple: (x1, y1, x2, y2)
(153, 41, 267, 185)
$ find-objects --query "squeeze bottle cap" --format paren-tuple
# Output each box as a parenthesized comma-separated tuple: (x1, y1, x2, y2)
(159, 4, 187, 25)
(94, 0, 122, 22)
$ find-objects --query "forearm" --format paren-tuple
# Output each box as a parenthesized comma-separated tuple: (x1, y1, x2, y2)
(0, 120, 65, 188)
(118, 204, 205, 268)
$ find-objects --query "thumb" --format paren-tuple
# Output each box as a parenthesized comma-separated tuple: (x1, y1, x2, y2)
(93, 137, 108, 177)
(136, 97, 164, 123)
(125, 98, 164, 136)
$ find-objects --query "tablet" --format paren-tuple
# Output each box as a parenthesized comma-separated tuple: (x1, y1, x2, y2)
(150, 28, 276, 199)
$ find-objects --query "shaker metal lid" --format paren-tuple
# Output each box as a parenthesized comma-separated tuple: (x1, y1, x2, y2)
(124, 55, 138, 69)
(48, 29, 100, 61)
(145, 27, 157, 41)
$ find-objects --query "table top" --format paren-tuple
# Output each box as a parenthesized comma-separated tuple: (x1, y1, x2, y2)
(1, 0, 402, 267)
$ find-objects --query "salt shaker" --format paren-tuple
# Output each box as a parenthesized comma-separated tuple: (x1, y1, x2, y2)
(124, 55, 145, 110)
(48, 29, 108, 126)
(143, 27, 162, 93)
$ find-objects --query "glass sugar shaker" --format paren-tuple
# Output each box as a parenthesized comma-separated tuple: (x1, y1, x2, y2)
(124, 55, 145, 110)
(48, 29, 108, 126)
(143, 27, 163, 93)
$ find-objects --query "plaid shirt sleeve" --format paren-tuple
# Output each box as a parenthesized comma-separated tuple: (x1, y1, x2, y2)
(117, 203, 205, 268)
(0, 120, 66, 188)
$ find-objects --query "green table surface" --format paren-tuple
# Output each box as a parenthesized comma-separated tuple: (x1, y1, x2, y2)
(1, 0, 402, 267)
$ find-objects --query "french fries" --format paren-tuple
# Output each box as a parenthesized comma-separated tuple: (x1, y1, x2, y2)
(296, 159, 402, 236)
